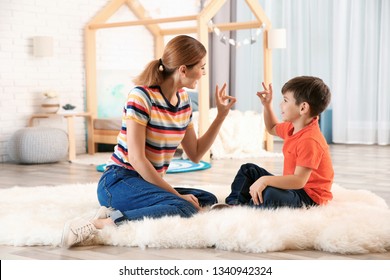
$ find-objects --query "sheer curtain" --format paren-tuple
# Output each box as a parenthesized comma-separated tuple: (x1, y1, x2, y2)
(234, 0, 390, 145)
(332, 0, 390, 144)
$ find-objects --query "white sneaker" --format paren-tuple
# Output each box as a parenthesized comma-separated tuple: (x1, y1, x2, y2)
(61, 217, 97, 248)
(92, 206, 113, 220)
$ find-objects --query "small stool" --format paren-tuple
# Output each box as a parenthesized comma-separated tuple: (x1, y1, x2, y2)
(8, 127, 68, 164)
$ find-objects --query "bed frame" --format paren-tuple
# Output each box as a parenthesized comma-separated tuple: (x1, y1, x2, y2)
(92, 128, 118, 148)
(85, 0, 274, 158)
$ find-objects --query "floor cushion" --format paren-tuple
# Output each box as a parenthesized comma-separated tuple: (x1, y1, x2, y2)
(8, 127, 68, 164)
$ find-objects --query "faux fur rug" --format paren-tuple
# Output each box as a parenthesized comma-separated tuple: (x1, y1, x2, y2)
(191, 109, 283, 159)
(1, 183, 390, 254)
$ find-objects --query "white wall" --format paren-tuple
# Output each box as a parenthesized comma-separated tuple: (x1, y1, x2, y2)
(0, 0, 109, 162)
(0, 0, 200, 162)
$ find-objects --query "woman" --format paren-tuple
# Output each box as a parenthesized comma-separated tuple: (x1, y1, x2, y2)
(62, 35, 236, 247)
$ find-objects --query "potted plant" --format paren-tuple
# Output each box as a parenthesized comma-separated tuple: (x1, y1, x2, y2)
(41, 91, 60, 113)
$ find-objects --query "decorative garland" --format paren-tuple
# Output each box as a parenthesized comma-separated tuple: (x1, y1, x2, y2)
(208, 20, 266, 48)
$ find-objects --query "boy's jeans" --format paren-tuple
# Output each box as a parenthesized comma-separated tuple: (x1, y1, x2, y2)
(225, 163, 316, 208)
(97, 165, 217, 224)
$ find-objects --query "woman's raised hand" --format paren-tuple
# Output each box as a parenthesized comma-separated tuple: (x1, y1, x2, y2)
(215, 83, 236, 118)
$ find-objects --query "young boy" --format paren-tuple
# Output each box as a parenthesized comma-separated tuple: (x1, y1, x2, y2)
(224, 76, 334, 209)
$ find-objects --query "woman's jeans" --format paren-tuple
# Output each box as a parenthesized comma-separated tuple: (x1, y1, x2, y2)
(97, 165, 217, 224)
(225, 163, 316, 209)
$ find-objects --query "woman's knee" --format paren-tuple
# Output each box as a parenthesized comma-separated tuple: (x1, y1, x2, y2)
(175, 199, 198, 217)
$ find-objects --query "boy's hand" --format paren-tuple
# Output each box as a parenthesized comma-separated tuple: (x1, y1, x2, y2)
(249, 177, 268, 205)
(256, 82, 273, 106)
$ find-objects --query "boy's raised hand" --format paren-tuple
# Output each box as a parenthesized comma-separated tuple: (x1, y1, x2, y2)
(256, 82, 273, 106)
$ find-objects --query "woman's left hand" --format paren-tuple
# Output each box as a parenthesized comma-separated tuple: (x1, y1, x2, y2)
(215, 83, 236, 118)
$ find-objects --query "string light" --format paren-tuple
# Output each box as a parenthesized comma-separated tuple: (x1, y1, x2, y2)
(208, 20, 266, 48)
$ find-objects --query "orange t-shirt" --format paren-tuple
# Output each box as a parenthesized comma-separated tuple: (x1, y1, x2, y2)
(275, 118, 334, 205)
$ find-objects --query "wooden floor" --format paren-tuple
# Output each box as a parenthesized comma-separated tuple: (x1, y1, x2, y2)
(0, 142, 389, 260)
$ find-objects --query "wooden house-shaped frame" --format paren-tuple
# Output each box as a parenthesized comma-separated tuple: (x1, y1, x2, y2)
(85, 0, 274, 159)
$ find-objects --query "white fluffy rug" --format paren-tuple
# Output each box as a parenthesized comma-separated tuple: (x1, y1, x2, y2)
(1, 183, 390, 254)
(192, 109, 283, 159)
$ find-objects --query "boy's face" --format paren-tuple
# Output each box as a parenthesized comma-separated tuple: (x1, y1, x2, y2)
(280, 91, 301, 122)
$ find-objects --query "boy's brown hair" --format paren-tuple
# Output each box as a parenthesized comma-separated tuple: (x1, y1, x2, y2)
(281, 76, 331, 117)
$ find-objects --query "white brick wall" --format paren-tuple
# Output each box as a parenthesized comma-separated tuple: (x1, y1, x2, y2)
(0, 0, 200, 162)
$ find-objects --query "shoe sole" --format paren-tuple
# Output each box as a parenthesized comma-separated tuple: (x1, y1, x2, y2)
(210, 203, 233, 210)
(61, 219, 73, 248)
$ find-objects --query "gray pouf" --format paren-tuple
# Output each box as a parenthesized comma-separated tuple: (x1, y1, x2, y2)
(8, 127, 68, 164)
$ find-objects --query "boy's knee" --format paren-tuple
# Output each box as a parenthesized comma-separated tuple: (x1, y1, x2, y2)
(239, 163, 257, 172)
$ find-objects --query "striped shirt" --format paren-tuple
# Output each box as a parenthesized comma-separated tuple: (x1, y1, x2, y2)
(107, 86, 193, 175)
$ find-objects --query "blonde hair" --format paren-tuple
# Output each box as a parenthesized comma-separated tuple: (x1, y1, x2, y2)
(133, 35, 206, 86)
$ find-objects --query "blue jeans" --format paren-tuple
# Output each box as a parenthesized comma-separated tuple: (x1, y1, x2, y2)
(97, 165, 217, 224)
(225, 163, 317, 209)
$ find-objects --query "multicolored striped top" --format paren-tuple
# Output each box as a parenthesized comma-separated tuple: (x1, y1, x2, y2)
(107, 86, 194, 175)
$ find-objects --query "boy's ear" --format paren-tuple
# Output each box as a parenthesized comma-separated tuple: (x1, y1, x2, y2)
(300, 102, 310, 115)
